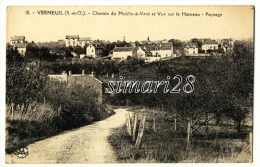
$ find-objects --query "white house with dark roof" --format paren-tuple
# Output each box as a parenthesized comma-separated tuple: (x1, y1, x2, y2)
(66, 35, 93, 47)
(184, 42, 198, 55)
(199, 39, 219, 53)
(86, 44, 96, 58)
(136, 46, 152, 59)
(16, 43, 27, 56)
(112, 46, 134, 60)
(10, 36, 26, 45)
(145, 45, 161, 57)
(10, 36, 27, 56)
(65, 35, 79, 47)
(221, 38, 234, 53)
(144, 42, 174, 58)
(158, 42, 174, 58)
(78, 37, 91, 47)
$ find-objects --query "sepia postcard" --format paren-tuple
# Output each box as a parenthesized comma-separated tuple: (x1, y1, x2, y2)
(5, 6, 254, 164)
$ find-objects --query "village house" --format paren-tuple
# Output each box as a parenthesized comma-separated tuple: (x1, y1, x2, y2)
(16, 43, 27, 56)
(65, 35, 79, 47)
(10, 36, 27, 56)
(221, 38, 234, 53)
(136, 46, 152, 59)
(78, 37, 91, 47)
(10, 36, 26, 45)
(48, 71, 103, 104)
(159, 42, 174, 58)
(184, 42, 199, 55)
(199, 38, 219, 53)
(144, 42, 174, 58)
(86, 44, 96, 58)
(112, 46, 134, 60)
(65, 35, 93, 47)
(91, 43, 105, 57)
(85, 43, 104, 58)
(145, 45, 161, 57)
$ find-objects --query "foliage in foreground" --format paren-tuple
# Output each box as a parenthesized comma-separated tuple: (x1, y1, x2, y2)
(6, 47, 114, 153)
(108, 109, 252, 163)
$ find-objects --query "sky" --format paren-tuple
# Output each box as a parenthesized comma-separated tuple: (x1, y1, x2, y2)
(6, 6, 254, 43)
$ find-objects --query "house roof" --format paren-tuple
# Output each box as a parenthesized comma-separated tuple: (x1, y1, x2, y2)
(66, 35, 79, 39)
(114, 47, 133, 52)
(86, 44, 94, 47)
(79, 37, 91, 41)
(15, 43, 27, 48)
(184, 42, 198, 48)
(221, 38, 233, 43)
(204, 39, 218, 44)
(140, 46, 152, 53)
(11, 36, 25, 41)
(160, 43, 172, 50)
(199, 38, 218, 45)
(144, 43, 172, 51)
(145, 45, 160, 51)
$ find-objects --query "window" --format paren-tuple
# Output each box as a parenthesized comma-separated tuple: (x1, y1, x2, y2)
(68, 41, 70, 44)
(73, 41, 75, 44)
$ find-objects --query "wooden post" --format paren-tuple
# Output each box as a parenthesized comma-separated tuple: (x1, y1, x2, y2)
(174, 112, 177, 131)
(174, 118, 177, 131)
(127, 112, 132, 136)
(152, 109, 156, 132)
(187, 121, 191, 148)
(44, 96, 46, 106)
(132, 115, 138, 141)
(205, 112, 209, 139)
(249, 131, 253, 157)
(125, 113, 130, 134)
(11, 103, 14, 121)
(135, 116, 146, 148)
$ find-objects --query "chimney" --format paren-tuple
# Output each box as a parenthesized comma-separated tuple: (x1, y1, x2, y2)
(69, 71, 72, 75)
(82, 70, 85, 75)
(91, 71, 95, 78)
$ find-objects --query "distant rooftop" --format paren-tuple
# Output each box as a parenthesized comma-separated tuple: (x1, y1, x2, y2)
(15, 43, 27, 48)
(184, 42, 198, 48)
(114, 47, 133, 52)
(65, 35, 79, 39)
(11, 36, 25, 41)
(79, 37, 91, 41)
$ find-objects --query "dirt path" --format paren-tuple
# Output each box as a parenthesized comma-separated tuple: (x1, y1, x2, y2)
(6, 108, 128, 164)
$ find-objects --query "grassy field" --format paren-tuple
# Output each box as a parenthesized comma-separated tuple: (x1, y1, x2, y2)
(108, 107, 252, 163)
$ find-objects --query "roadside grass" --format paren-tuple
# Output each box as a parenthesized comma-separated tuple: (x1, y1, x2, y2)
(6, 103, 114, 154)
(108, 108, 252, 163)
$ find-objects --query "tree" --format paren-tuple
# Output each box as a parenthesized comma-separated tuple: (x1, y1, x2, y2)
(6, 46, 47, 108)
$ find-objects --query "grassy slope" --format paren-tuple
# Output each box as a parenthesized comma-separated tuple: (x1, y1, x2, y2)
(108, 108, 252, 163)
